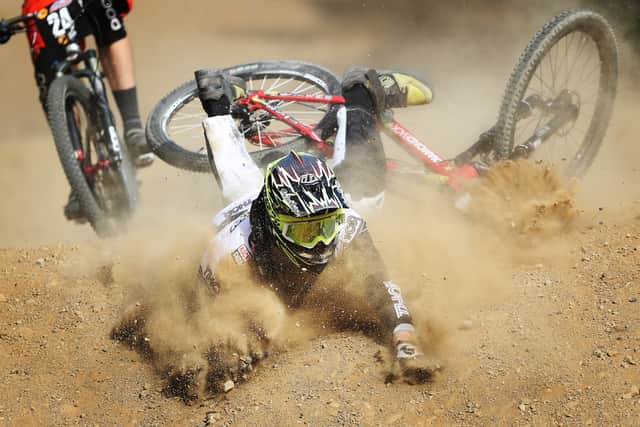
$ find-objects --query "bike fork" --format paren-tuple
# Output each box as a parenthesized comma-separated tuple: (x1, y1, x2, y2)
(86, 52, 123, 164)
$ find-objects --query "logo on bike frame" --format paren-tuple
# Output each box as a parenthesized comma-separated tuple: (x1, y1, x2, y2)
(390, 121, 443, 164)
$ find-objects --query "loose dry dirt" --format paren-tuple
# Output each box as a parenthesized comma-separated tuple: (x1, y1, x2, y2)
(1, 1, 639, 426)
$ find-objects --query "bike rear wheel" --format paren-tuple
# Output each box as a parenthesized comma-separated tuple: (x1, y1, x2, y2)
(47, 75, 137, 236)
(494, 9, 618, 177)
(146, 60, 342, 173)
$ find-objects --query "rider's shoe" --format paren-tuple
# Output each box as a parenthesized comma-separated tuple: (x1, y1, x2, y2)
(377, 72, 433, 108)
(195, 69, 246, 117)
(63, 190, 87, 223)
(125, 128, 155, 168)
(342, 68, 433, 114)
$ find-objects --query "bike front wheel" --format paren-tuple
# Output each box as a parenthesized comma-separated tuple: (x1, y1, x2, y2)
(146, 60, 343, 173)
(494, 9, 618, 177)
(47, 75, 137, 236)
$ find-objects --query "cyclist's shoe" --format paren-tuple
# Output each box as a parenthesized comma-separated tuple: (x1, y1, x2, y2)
(342, 68, 433, 114)
(195, 69, 246, 116)
(125, 128, 155, 168)
(395, 341, 442, 384)
(378, 72, 433, 109)
(64, 190, 87, 223)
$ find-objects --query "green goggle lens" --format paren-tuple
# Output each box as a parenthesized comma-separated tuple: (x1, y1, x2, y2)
(279, 211, 344, 249)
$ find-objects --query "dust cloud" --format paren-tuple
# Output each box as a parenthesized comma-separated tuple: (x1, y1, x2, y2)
(2, 0, 639, 404)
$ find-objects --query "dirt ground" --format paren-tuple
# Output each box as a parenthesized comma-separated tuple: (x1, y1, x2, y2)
(1, 1, 639, 426)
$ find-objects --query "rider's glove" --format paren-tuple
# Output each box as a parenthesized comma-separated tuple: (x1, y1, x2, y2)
(396, 341, 424, 359)
(0, 20, 11, 45)
(394, 341, 442, 384)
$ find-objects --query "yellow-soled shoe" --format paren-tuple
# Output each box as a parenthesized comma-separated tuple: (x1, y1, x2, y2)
(378, 72, 433, 108)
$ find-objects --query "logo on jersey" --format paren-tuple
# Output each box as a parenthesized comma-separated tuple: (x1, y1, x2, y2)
(231, 245, 251, 264)
(101, 0, 123, 31)
(50, 0, 73, 12)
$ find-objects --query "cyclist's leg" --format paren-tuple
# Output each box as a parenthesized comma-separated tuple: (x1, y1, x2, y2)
(86, 0, 153, 165)
(336, 68, 435, 212)
(336, 68, 387, 212)
(195, 70, 262, 202)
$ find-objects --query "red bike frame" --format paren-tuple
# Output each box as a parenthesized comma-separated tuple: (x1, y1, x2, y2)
(239, 90, 478, 190)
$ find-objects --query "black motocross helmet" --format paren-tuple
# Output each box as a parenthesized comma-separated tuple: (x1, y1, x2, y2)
(262, 152, 349, 270)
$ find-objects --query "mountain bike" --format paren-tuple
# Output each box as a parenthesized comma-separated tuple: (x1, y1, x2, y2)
(146, 10, 618, 191)
(0, 11, 137, 236)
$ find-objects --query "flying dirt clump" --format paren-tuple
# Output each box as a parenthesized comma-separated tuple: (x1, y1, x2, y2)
(111, 249, 293, 402)
(464, 159, 580, 243)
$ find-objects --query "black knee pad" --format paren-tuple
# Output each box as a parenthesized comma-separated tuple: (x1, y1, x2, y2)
(342, 68, 385, 115)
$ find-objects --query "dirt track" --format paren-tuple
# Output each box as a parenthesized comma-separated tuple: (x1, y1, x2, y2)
(1, 1, 640, 426)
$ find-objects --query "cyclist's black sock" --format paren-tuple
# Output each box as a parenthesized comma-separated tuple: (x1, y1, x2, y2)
(113, 87, 143, 132)
(342, 84, 376, 115)
(203, 97, 231, 117)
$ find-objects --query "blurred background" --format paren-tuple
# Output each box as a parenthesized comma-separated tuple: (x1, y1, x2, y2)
(0, 0, 638, 246)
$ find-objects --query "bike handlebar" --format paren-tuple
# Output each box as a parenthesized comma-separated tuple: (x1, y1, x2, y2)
(0, 12, 37, 45)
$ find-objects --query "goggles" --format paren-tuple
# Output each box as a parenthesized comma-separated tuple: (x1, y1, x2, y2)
(278, 209, 344, 249)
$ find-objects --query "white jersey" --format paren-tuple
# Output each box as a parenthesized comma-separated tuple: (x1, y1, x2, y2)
(200, 192, 367, 279)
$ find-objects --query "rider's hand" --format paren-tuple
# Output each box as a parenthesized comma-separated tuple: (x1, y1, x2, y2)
(0, 20, 11, 45)
(394, 341, 442, 384)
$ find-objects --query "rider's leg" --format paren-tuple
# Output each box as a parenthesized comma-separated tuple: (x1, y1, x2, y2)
(99, 37, 136, 90)
(336, 68, 435, 213)
(83, 0, 153, 166)
(98, 38, 153, 165)
(195, 70, 262, 202)
(335, 69, 387, 212)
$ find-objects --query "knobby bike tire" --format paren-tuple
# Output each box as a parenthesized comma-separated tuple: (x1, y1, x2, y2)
(47, 75, 137, 236)
(146, 60, 343, 173)
(113, 130, 138, 219)
(494, 9, 618, 177)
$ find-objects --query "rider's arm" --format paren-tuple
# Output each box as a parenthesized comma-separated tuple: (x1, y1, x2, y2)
(347, 229, 417, 346)
(199, 212, 255, 295)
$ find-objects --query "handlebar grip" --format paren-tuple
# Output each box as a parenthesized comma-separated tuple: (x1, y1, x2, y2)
(0, 20, 12, 44)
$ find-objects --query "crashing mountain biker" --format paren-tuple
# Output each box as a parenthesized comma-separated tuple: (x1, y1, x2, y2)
(195, 69, 440, 384)
(18, 0, 154, 220)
